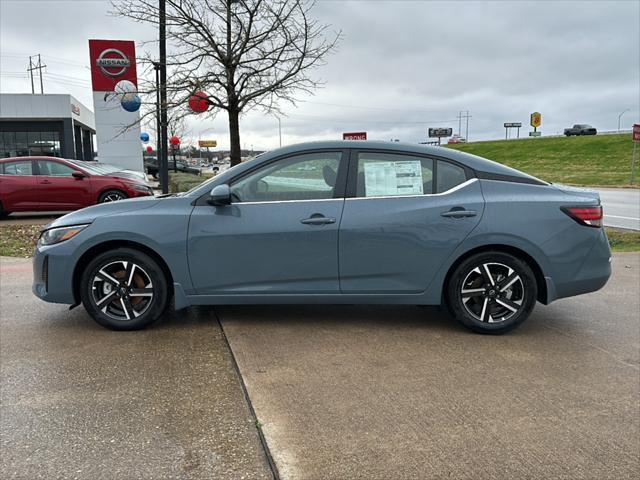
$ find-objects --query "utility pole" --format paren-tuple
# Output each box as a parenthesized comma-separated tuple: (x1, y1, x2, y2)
(457, 110, 471, 141)
(159, 0, 169, 194)
(277, 116, 282, 147)
(27, 54, 46, 94)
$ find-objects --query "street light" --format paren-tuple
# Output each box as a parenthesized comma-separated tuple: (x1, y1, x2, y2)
(618, 108, 631, 132)
(275, 115, 282, 147)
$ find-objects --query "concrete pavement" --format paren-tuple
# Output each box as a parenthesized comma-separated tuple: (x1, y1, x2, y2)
(0, 257, 273, 480)
(219, 254, 640, 479)
(596, 187, 640, 230)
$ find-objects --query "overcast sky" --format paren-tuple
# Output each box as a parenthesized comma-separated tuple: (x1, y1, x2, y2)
(1, 0, 639, 151)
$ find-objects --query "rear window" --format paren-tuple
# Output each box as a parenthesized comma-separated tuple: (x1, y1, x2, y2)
(436, 161, 467, 193)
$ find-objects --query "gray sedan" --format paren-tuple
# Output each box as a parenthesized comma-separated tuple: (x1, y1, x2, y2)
(32, 141, 611, 334)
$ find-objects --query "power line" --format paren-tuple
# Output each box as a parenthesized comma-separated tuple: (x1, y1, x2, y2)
(27, 54, 46, 94)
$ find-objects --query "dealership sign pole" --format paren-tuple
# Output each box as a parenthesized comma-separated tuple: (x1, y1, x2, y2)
(88, 39, 143, 171)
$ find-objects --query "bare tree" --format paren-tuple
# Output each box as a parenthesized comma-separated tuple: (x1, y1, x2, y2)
(112, 0, 340, 166)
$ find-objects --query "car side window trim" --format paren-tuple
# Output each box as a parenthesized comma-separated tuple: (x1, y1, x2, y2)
(345, 149, 474, 199)
(345, 177, 478, 201)
(194, 149, 349, 206)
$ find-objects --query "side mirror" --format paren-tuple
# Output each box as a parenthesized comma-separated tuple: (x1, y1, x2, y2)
(208, 184, 231, 206)
(72, 171, 86, 179)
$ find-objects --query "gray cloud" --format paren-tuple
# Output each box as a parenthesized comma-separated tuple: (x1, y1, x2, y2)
(1, 0, 638, 150)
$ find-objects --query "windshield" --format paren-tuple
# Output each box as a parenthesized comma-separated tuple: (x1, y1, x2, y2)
(68, 160, 124, 175)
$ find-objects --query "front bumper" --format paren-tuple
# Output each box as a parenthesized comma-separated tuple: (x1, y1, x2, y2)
(32, 242, 77, 305)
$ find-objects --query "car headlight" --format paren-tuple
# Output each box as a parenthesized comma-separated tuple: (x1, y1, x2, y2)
(38, 224, 89, 246)
(129, 183, 152, 193)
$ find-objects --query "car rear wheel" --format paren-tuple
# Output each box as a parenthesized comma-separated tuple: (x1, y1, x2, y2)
(446, 252, 537, 334)
(79, 248, 169, 330)
(0, 201, 9, 219)
(99, 190, 128, 203)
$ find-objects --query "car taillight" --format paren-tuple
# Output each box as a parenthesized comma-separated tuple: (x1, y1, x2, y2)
(562, 205, 603, 228)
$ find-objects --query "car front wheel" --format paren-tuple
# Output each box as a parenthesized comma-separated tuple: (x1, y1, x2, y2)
(99, 190, 128, 203)
(79, 248, 169, 330)
(446, 252, 537, 334)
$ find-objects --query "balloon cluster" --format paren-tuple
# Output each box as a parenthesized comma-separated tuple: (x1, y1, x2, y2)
(114, 80, 141, 113)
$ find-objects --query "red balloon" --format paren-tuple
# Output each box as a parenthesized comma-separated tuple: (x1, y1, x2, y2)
(146, 146, 153, 153)
(170, 135, 181, 146)
(188, 91, 210, 113)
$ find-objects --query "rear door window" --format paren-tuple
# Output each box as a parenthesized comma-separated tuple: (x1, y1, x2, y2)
(355, 152, 434, 197)
(1, 160, 33, 176)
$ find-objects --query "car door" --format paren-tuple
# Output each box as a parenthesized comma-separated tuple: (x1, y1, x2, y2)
(35, 159, 93, 210)
(188, 150, 348, 295)
(339, 150, 484, 294)
(0, 159, 38, 211)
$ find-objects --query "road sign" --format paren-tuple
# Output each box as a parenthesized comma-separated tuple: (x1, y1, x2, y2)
(633, 124, 640, 142)
(530, 112, 542, 128)
(198, 140, 217, 148)
(529, 132, 541, 137)
(343, 132, 367, 140)
(504, 122, 522, 128)
(428, 128, 453, 138)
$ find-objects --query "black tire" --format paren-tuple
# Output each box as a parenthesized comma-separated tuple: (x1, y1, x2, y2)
(79, 248, 169, 330)
(98, 189, 128, 203)
(0, 201, 8, 219)
(446, 251, 537, 334)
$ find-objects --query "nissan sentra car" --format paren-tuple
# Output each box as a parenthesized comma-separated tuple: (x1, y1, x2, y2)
(32, 141, 611, 334)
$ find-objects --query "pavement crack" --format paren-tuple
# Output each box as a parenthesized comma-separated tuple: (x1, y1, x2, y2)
(214, 307, 282, 480)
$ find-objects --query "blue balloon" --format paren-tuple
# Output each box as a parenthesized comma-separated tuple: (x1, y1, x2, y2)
(121, 94, 141, 112)
(140, 132, 150, 143)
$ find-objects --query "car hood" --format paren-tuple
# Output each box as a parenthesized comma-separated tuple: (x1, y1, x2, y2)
(105, 171, 148, 183)
(44, 196, 161, 230)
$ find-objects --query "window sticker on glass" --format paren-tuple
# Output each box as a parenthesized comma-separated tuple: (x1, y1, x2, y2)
(364, 160, 423, 197)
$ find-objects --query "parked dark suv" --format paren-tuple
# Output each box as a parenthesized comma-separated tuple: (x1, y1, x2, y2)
(564, 124, 597, 136)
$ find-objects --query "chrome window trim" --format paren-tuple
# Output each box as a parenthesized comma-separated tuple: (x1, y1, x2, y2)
(346, 178, 477, 201)
(232, 198, 344, 206)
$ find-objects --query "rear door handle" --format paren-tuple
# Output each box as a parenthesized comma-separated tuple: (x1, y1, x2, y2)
(441, 209, 477, 219)
(301, 215, 336, 225)
(40, 180, 52, 185)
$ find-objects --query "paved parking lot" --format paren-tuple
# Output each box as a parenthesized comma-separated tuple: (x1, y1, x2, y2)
(0, 258, 272, 480)
(1, 254, 639, 479)
(219, 254, 640, 479)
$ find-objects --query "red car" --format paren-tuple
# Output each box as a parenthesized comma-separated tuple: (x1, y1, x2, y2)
(0, 156, 154, 218)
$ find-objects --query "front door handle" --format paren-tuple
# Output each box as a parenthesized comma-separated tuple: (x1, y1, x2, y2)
(40, 180, 52, 185)
(441, 208, 477, 219)
(301, 214, 336, 225)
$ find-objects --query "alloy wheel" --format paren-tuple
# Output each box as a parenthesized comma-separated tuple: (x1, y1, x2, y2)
(91, 260, 154, 321)
(460, 262, 524, 323)
(103, 192, 125, 202)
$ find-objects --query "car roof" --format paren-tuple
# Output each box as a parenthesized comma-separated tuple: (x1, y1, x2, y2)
(0, 156, 71, 162)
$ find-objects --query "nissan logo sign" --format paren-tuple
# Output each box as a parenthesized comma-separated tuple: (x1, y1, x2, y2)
(96, 48, 130, 77)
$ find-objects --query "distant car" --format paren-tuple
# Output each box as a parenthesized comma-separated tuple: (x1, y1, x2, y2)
(447, 135, 466, 144)
(143, 157, 159, 178)
(145, 158, 201, 175)
(0, 156, 153, 217)
(564, 124, 597, 136)
(32, 141, 610, 334)
(74, 161, 150, 184)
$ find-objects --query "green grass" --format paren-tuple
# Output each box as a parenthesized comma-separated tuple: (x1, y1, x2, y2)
(0, 223, 637, 258)
(0, 224, 41, 257)
(446, 134, 638, 187)
(606, 228, 640, 252)
(168, 171, 214, 193)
